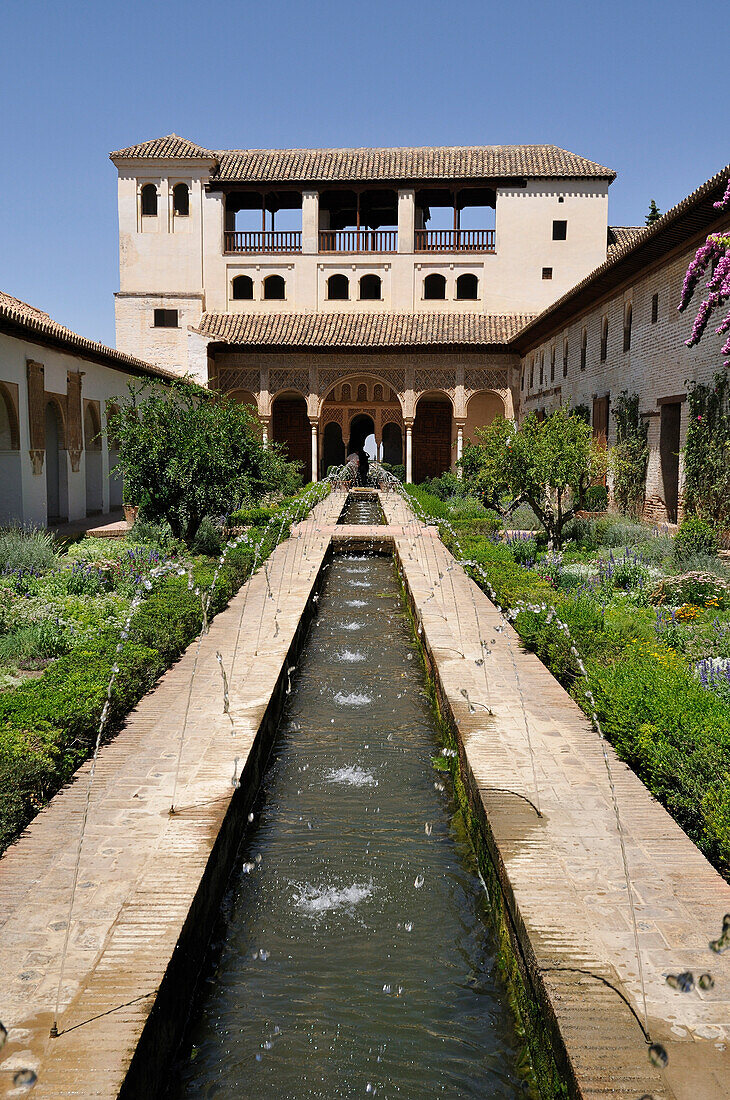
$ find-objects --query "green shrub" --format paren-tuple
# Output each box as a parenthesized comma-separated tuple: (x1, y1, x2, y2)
(649, 571, 729, 608)
(192, 518, 223, 556)
(230, 505, 277, 527)
(510, 537, 538, 566)
(0, 525, 58, 574)
(674, 516, 719, 562)
(127, 518, 181, 552)
(583, 485, 608, 511)
(508, 503, 541, 530)
(0, 620, 72, 664)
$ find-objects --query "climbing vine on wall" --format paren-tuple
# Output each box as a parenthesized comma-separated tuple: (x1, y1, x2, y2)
(610, 391, 649, 517)
(684, 371, 730, 527)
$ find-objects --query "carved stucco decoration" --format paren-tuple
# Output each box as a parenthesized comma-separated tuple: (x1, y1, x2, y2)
(414, 368, 456, 399)
(26, 359, 45, 474)
(463, 367, 510, 397)
(269, 367, 309, 397)
(218, 367, 261, 396)
(66, 371, 83, 472)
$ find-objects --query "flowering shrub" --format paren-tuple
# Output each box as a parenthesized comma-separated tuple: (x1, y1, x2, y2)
(683, 373, 730, 528)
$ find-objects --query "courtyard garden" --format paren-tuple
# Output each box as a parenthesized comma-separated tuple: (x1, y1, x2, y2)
(407, 393, 730, 881)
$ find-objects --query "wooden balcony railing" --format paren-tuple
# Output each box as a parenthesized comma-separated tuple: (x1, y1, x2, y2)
(318, 230, 397, 253)
(415, 229, 496, 253)
(224, 231, 302, 253)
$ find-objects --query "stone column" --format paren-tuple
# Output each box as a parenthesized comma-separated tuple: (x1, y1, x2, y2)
(310, 420, 319, 482)
(302, 190, 319, 254)
(405, 419, 414, 483)
(260, 417, 270, 446)
(398, 189, 415, 254)
(455, 421, 465, 477)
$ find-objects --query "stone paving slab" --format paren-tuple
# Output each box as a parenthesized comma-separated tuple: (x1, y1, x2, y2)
(0, 490, 346, 1098)
(381, 492, 730, 1100)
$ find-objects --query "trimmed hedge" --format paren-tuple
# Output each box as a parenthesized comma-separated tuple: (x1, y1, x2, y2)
(411, 495, 730, 880)
(0, 527, 283, 852)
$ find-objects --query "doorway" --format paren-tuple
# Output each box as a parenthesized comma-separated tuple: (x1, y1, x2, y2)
(660, 402, 681, 523)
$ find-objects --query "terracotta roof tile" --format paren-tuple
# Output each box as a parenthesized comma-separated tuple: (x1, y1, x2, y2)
(0, 290, 180, 382)
(606, 226, 643, 258)
(213, 143, 614, 183)
(110, 134, 216, 160)
(196, 311, 533, 348)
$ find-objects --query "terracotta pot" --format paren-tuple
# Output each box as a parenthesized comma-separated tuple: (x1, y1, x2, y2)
(123, 504, 139, 527)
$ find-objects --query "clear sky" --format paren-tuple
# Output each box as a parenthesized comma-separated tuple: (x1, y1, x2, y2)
(0, 0, 727, 348)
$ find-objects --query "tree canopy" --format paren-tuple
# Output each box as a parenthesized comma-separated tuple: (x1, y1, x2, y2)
(109, 381, 300, 542)
(463, 409, 606, 547)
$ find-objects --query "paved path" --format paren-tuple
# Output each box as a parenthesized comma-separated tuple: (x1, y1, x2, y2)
(0, 487, 728, 1099)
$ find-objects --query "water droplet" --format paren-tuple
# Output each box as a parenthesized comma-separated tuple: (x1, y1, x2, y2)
(273, 1026, 281, 1035)
(259, 949, 270, 961)
(255, 853, 262, 863)
(263, 1040, 273, 1050)
(242, 862, 255, 873)
(414, 874, 424, 889)
(397, 985, 403, 995)
(699, 972, 715, 990)
(424, 822, 432, 835)
(676, 970, 694, 992)
(255, 1052, 262, 1062)
(648, 1043, 668, 1068)
(405, 921, 413, 932)
(248, 812, 254, 822)
(12, 1069, 37, 1090)
(366, 1084, 375, 1094)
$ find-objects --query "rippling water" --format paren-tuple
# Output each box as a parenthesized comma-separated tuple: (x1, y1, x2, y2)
(169, 554, 526, 1100)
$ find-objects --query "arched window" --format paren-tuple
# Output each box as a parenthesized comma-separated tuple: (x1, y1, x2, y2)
(327, 274, 349, 300)
(141, 184, 158, 216)
(173, 183, 189, 216)
(423, 273, 446, 300)
(550, 346, 556, 383)
(359, 274, 382, 300)
(232, 275, 254, 300)
(563, 338, 569, 378)
(529, 358, 534, 389)
(373, 384, 383, 401)
(341, 383, 351, 401)
(263, 274, 286, 300)
(600, 316, 608, 361)
(456, 273, 478, 300)
(357, 383, 368, 402)
(623, 302, 632, 352)
(580, 329, 587, 371)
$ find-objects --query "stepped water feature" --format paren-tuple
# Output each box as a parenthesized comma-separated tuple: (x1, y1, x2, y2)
(168, 548, 527, 1099)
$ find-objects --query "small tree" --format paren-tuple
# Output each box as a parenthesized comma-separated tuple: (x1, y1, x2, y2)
(109, 381, 298, 542)
(471, 409, 605, 547)
(610, 391, 649, 517)
(645, 199, 662, 226)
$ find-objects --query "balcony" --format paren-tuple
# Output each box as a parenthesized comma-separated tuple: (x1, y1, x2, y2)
(224, 230, 302, 254)
(415, 229, 495, 253)
(319, 230, 397, 253)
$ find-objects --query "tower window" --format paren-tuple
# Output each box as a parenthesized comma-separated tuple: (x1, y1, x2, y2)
(552, 220, 567, 240)
(550, 346, 555, 383)
(263, 274, 286, 300)
(327, 274, 349, 300)
(232, 275, 254, 300)
(153, 308, 178, 328)
(141, 184, 158, 216)
(539, 353, 544, 387)
(542, 267, 553, 280)
(456, 273, 478, 300)
(651, 293, 659, 323)
(563, 339, 568, 378)
(173, 183, 190, 216)
(580, 329, 587, 371)
(600, 317, 608, 361)
(423, 273, 446, 300)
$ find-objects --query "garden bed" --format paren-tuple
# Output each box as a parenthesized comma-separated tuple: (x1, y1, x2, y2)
(406, 486, 730, 881)
(0, 486, 322, 854)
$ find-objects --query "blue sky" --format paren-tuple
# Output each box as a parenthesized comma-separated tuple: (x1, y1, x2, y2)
(0, 0, 727, 348)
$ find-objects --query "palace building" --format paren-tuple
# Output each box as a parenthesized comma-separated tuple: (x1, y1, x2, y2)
(110, 135, 617, 483)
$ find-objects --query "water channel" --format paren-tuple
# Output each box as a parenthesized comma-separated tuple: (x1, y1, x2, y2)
(168, 514, 528, 1098)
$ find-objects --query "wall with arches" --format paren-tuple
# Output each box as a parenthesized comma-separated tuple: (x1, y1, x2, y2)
(0, 328, 177, 526)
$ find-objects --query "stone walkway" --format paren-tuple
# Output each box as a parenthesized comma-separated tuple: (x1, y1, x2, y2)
(0, 487, 728, 1099)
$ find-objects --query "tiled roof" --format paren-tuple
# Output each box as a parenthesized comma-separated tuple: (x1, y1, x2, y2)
(0, 290, 180, 382)
(110, 134, 216, 160)
(195, 311, 534, 348)
(606, 226, 643, 258)
(212, 144, 615, 184)
(513, 162, 730, 350)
